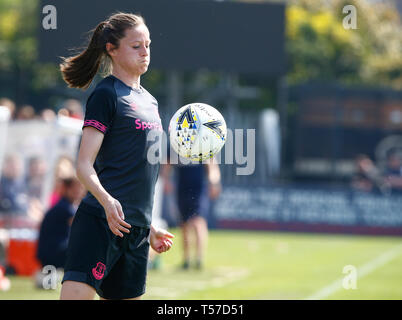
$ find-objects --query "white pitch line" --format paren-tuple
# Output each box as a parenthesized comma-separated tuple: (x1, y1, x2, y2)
(146, 267, 250, 299)
(305, 243, 402, 300)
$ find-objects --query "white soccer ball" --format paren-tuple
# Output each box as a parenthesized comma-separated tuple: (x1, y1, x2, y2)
(169, 103, 227, 162)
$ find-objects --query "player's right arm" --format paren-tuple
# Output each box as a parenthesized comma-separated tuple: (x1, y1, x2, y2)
(76, 126, 131, 237)
(205, 158, 221, 200)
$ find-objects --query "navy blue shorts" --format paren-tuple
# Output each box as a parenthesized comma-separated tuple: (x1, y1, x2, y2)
(62, 202, 150, 299)
(177, 187, 210, 223)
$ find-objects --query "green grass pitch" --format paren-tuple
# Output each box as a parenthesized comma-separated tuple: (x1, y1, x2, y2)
(1, 229, 401, 300)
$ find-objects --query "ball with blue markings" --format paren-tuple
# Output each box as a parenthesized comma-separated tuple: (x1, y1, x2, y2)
(168, 103, 227, 162)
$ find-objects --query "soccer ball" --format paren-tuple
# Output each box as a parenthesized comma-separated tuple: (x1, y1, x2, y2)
(169, 103, 227, 162)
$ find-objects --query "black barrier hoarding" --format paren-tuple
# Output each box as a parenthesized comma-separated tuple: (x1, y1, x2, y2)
(290, 84, 402, 180)
(213, 185, 402, 236)
(39, 0, 285, 75)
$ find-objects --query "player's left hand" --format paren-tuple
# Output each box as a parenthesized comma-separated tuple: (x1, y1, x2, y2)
(150, 226, 174, 253)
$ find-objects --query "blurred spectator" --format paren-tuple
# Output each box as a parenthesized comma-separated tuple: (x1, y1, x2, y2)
(0, 153, 28, 214)
(384, 152, 402, 192)
(0, 97, 16, 120)
(57, 108, 70, 117)
(36, 175, 85, 271)
(26, 197, 45, 224)
(25, 156, 47, 200)
(22, 156, 47, 223)
(49, 156, 76, 208)
(16, 104, 36, 120)
(40, 108, 56, 122)
(351, 154, 387, 193)
(62, 99, 83, 120)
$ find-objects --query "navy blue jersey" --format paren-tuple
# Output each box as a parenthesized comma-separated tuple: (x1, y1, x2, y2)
(81, 75, 162, 228)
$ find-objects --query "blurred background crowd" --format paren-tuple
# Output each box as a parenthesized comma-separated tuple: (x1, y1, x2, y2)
(0, 97, 83, 222)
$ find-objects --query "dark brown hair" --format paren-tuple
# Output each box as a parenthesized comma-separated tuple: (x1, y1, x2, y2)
(60, 13, 146, 90)
(61, 176, 80, 188)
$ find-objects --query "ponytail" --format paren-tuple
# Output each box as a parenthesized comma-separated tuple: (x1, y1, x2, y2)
(60, 13, 145, 90)
(60, 22, 108, 89)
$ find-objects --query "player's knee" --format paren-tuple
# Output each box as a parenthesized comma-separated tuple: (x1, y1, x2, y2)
(60, 281, 95, 300)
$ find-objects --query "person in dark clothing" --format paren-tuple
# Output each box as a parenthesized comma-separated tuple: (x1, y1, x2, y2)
(162, 157, 221, 270)
(36, 176, 85, 269)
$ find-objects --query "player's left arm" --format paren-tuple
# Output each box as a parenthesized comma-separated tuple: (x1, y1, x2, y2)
(149, 225, 174, 253)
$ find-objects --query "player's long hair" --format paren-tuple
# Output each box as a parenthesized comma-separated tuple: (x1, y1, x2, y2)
(60, 13, 145, 90)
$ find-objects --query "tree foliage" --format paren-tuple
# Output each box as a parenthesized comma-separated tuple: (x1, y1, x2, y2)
(286, 0, 402, 89)
(0, 0, 38, 70)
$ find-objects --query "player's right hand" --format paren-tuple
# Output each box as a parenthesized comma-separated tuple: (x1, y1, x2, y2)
(103, 198, 131, 237)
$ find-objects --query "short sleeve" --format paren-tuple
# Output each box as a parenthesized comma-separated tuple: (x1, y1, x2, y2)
(83, 88, 116, 134)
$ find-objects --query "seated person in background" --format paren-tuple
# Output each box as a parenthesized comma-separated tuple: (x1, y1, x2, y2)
(62, 99, 84, 120)
(0, 97, 16, 120)
(48, 156, 75, 208)
(0, 153, 28, 214)
(25, 156, 47, 200)
(15, 104, 36, 120)
(351, 154, 386, 193)
(40, 109, 56, 122)
(23, 156, 47, 223)
(384, 152, 402, 192)
(36, 175, 85, 270)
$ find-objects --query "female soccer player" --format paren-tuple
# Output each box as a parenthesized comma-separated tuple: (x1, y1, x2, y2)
(58, 12, 174, 300)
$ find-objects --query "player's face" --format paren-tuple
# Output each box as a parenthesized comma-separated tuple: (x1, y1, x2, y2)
(109, 24, 151, 77)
